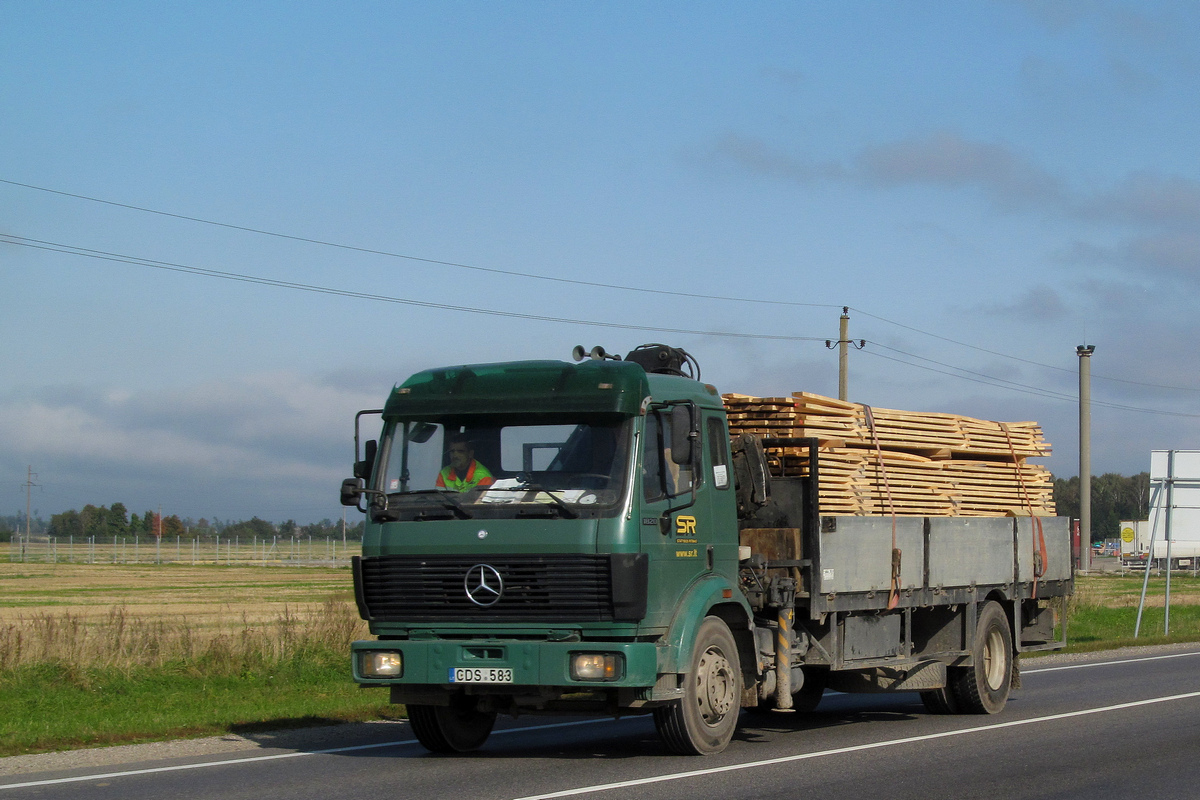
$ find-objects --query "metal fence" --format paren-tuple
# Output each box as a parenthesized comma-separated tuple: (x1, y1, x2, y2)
(2, 534, 361, 567)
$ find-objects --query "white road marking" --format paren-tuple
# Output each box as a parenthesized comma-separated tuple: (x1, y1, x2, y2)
(1023, 649, 1200, 673)
(512, 690, 1200, 800)
(6, 649, 1200, 793)
(0, 718, 640, 791)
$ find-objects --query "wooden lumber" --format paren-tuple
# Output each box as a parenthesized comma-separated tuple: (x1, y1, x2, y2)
(724, 391, 1055, 518)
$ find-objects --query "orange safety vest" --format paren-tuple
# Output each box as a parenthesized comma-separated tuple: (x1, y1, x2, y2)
(436, 460, 495, 492)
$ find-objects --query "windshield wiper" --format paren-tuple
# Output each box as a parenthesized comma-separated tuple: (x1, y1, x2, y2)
(500, 482, 579, 519)
(394, 489, 473, 520)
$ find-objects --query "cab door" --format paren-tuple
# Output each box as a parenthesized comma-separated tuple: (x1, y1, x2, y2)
(638, 403, 710, 630)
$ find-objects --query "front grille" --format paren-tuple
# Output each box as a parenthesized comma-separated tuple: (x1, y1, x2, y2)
(358, 554, 615, 622)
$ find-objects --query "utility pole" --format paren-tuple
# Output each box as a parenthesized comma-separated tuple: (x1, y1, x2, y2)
(838, 309, 849, 401)
(22, 466, 38, 561)
(826, 307, 864, 401)
(1077, 345, 1095, 573)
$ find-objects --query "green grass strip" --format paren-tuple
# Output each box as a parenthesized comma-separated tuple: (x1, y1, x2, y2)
(0, 655, 401, 756)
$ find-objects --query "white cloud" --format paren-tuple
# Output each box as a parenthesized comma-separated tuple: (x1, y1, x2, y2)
(0, 372, 385, 521)
(977, 285, 1070, 322)
(1081, 172, 1200, 227)
(709, 132, 847, 183)
(857, 131, 1064, 207)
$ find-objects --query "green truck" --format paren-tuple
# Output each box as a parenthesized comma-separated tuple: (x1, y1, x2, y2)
(341, 344, 1071, 755)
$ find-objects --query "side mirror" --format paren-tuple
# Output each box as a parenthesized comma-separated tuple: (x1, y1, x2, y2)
(340, 477, 364, 507)
(670, 405, 693, 465)
(354, 439, 378, 480)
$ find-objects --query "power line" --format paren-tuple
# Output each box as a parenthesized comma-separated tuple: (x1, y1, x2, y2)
(861, 349, 1080, 403)
(0, 177, 841, 312)
(852, 307, 1200, 393)
(862, 347, 1200, 418)
(9, 230, 1200, 418)
(6, 177, 1195, 393)
(864, 343, 1081, 401)
(1, 233, 830, 344)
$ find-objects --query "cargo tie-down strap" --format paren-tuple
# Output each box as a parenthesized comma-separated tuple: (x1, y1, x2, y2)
(863, 405, 901, 611)
(1001, 422, 1049, 599)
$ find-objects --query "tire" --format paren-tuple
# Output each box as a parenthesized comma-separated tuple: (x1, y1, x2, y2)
(654, 616, 743, 755)
(950, 601, 1013, 714)
(407, 697, 497, 753)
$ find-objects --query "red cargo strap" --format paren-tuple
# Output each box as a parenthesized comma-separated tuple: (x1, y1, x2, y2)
(864, 405, 901, 611)
(1001, 423, 1048, 598)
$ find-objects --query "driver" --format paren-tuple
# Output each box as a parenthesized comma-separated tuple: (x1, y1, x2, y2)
(436, 434, 495, 492)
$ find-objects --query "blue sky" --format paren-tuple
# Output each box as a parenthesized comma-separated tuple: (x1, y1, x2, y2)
(4, 1, 1200, 524)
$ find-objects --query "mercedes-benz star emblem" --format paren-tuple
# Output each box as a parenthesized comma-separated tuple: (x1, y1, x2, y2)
(464, 564, 503, 607)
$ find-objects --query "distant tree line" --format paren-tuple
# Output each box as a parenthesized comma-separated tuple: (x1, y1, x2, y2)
(1053, 472, 1150, 543)
(27, 505, 364, 542)
(0, 513, 47, 542)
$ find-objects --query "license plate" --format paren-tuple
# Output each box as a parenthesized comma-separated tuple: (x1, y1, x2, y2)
(449, 667, 513, 684)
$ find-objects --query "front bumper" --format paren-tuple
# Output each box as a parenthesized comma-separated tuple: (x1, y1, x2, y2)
(351, 638, 659, 688)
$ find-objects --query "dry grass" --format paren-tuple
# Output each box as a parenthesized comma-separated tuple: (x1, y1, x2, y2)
(0, 562, 366, 673)
(1070, 572, 1200, 610)
(0, 599, 367, 672)
(0, 562, 350, 626)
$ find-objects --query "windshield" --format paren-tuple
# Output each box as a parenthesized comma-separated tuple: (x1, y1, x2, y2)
(375, 418, 632, 519)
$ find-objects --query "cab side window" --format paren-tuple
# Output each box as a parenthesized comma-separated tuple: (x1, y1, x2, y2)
(643, 410, 694, 501)
(707, 416, 730, 490)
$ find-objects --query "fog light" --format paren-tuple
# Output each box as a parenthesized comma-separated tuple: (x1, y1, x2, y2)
(361, 651, 403, 678)
(571, 653, 622, 681)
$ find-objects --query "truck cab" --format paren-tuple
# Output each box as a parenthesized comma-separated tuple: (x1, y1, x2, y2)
(343, 348, 752, 754)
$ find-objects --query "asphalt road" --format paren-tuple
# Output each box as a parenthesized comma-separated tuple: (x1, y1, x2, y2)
(4, 646, 1200, 800)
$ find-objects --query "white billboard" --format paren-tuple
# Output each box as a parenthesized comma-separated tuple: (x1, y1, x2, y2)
(1148, 450, 1200, 551)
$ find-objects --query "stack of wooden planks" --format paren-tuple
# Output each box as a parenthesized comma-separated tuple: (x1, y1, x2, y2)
(723, 392, 1055, 517)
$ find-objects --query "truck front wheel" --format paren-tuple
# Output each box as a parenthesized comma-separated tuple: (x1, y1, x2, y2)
(951, 600, 1013, 714)
(654, 616, 742, 755)
(407, 696, 497, 753)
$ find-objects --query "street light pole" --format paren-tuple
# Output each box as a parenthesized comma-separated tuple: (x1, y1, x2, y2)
(1077, 344, 1095, 573)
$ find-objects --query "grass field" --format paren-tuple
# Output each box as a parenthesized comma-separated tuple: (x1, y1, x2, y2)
(0, 562, 352, 627)
(0, 556, 395, 755)
(1065, 571, 1200, 648)
(3, 556, 1200, 756)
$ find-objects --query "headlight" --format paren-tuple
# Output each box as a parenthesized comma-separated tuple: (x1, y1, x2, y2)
(360, 651, 403, 678)
(570, 653, 622, 681)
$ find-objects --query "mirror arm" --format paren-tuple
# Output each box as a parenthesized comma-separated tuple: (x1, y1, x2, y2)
(360, 488, 387, 515)
(353, 409, 384, 467)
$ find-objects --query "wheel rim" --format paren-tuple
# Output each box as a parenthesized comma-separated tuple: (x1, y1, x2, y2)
(982, 627, 1008, 690)
(696, 644, 736, 725)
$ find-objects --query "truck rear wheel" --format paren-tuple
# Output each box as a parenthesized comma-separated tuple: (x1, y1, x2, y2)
(654, 616, 742, 755)
(951, 601, 1013, 714)
(407, 697, 497, 753)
